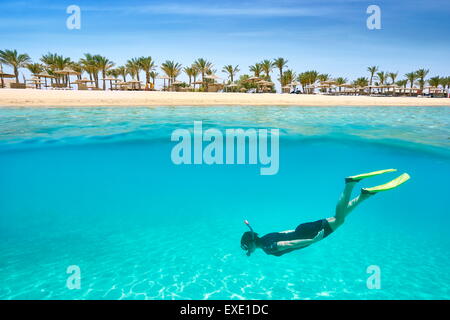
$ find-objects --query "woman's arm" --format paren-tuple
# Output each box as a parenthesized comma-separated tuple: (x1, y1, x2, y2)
(276, 230, 325, 250)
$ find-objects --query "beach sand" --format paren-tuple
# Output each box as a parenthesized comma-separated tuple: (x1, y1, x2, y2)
(0, 89, 449, 107)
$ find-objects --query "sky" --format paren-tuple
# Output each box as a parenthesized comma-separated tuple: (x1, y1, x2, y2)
(1, 0, 449, 88)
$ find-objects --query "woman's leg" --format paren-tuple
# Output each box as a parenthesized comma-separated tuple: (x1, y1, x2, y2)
(327, 181, 372, 231)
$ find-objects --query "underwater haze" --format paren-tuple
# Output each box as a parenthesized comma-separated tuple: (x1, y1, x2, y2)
(0, 106, 449, 299)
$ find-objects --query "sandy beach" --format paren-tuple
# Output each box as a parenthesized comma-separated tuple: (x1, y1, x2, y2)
(0, 89, 449, 107)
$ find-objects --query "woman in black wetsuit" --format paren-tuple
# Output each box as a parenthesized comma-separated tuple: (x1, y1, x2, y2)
(240, 169, 410, 257)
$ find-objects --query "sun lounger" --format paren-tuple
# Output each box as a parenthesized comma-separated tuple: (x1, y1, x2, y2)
(10, 83, 26, 89)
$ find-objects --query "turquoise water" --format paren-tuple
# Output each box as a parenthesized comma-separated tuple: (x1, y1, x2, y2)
(0, 106, 449, 300)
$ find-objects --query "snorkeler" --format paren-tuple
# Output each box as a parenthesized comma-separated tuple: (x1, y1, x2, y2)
(241, 169, 410, 257)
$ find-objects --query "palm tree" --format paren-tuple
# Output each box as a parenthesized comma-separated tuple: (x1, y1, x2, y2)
(184, 66, 195, 86)
(396, 79, 408, 95)
(116, 66, 128, 82)
(335, 77, 348, 92)
(298, 70, 319, 93)
(281, 69, 295, 88)
(222, 65, 240, 83)
(249, 63, 262, 77)
(161, 60, 182, 87)
(428, 76, 440, 94)
(80, 53, 99, 85)
(193, 58, 213, 88)
(415, 68, 429, 91)
(126, 58, 141, 81)
(405, 72, 417, 96)
(428, 76, 440, 87)
(40, 53, 72, 85)
(138, 56, 156, 86)
(318, 73, 330, 82)
(440, 76, 449, 95)
(376, 71, 387, 93)
(94, 55, 114, 90)
(0, 49, 31, 83)
(353, 77, 369, 94)
(26, 63, 44, 75)
(149, 71, 158, 88)
(70, 62, 83, 80)
(273, 57, 288, 86)
(260, 59, 273, 79)
(367, 66, 378, 86)
(376, 71, 386, 85)
(388, 72, 398, 85)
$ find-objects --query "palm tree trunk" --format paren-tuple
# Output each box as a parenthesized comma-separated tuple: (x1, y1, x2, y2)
(103, 70, 106, 90)
(14, 67, 19, 83)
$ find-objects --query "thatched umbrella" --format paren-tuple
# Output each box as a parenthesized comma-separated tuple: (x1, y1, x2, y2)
(192, 80, 204, 91)
(204, 74, 221, 82)
(54, 68, 81, 88)
(101, 77, 119, 90)
(246, 76, 262, 82)
(36, 71, 57, 88)
(127, 79, 142, 90)
(157, 75, 170, 90)
(26, 77, 44, 89)
(0, 71, 15, 88)
(225, 83, 238, 92)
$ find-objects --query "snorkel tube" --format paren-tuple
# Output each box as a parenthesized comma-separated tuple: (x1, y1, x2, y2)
(244, 220, 256, 256)
(244, 220, 254, 234)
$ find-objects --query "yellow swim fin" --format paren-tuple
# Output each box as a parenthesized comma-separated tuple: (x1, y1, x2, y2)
(346, 169, 397, 183)
(362, 173, 410, 194)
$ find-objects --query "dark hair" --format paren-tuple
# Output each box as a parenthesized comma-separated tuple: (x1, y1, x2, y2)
(240, 231, 258, 251)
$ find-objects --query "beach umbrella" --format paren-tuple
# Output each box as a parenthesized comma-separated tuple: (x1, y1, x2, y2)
(0, 71, 15, 88)
(74, 78, 95, 83)
(321, 80, 337, 85)
(157, 75, 171, 90)
(204, 74, 221, 83)
(26, 77, 44, 89)
(127, 79, 142, 90)
(101, 77, 119, 90)
(74, 78, 95, 89)
(36, 71, 57, 88)
(225, 83, 238, 92)
(54, 68, 81, 88)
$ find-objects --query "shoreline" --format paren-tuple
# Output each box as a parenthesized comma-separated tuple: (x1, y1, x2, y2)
(0, 89, 449, 107)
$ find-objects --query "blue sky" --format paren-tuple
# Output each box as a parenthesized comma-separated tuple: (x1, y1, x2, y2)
(1, 0, 449, 86)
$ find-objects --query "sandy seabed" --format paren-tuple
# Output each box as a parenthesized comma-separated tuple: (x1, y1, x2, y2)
(0, 89, 449, 107)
